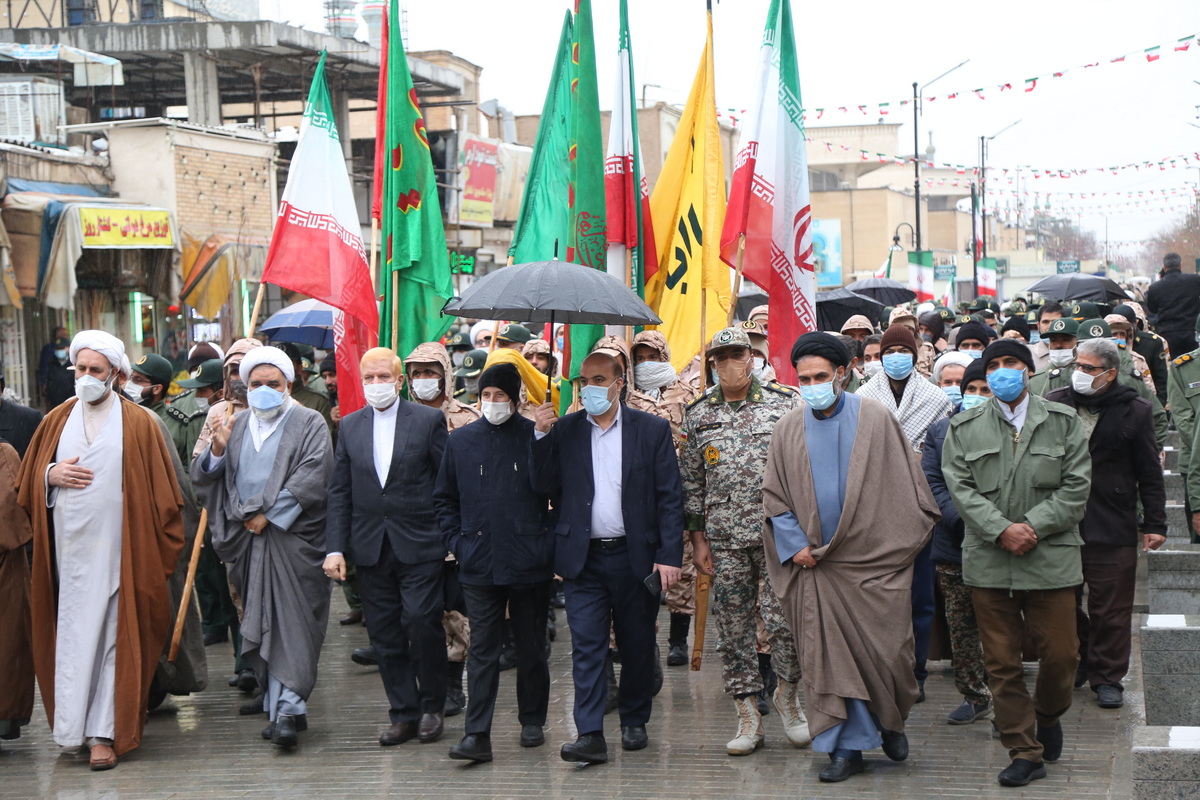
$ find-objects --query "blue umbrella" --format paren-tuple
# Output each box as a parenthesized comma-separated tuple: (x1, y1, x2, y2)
(259, 298, 336, 349)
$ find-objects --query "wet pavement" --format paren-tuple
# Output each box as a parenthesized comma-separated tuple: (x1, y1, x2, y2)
(1, 594, 1141, 799)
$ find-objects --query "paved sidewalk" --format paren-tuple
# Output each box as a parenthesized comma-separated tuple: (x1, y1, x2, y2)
(1, 598, 1139, 799)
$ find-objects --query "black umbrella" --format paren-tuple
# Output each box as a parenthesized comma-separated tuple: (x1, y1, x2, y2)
(816, 288, 885, 333)
(845, 277, 916, 305)
(442, 259, 661, 326)
(1025, 273, 1130, 303)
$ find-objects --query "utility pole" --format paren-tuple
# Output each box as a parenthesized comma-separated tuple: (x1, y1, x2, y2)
(912, 60, 969, 253)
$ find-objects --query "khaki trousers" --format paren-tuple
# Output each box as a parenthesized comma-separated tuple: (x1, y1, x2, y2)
(971, 586, 1078, 761)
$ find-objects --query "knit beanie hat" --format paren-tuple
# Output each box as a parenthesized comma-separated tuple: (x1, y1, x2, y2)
(477, 363, 521, 403)
(879, 324, 919, 357)
(981, 339, 1035, 373)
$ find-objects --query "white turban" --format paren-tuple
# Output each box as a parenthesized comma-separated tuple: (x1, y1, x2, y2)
(69, 330, 126, 372)
(239, 345, 295, 384)
(470, 320, 500, 348)
(932, 350, 975, 383)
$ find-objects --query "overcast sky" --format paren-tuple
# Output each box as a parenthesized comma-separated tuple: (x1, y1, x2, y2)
(273, 0, 1199, 249)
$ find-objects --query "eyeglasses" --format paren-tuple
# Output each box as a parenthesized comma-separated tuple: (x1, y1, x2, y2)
(478, 336, 493, 345)
(1075, 363, 1110, 375)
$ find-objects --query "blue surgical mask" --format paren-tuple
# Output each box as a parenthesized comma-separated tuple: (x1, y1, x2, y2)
(248, 385, 285, 411)
(1029, 331, 1042, 345)
(987, 367, 1026, 402)
(942, 385, 963, 406)
(960, 394, 989, 411)
(881, 352, 915, 380)
(580, 383, 614, 416)
(963, 349, 983, 359)
(54, 349, 68, 361)
(800, 380, 838, 411)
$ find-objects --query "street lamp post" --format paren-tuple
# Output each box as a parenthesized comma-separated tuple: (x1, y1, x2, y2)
(913, 60, 969, 252)
(979, 119, 1022, 259)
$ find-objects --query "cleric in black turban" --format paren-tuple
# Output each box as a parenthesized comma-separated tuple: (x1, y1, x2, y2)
(790, 331, 851, 369)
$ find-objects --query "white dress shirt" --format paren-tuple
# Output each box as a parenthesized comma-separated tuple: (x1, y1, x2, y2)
(587, 405, 625, 539)
(998, 393, 1030, 434)
(372, 397, 399, 486)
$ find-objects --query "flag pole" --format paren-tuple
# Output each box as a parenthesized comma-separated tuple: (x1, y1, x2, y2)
(391, 271, 399, 352)
(726, 233, 746, 326)
(247, 282, 267, 337)
(369, 217, 379, 290)
(625, 247, 634, 348)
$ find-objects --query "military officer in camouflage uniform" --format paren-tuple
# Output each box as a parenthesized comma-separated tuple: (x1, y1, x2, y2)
(406, 341, 481, 716)
(1105, 314, 1157, 396)
(1114, 304, 1168, 403)
(682, 327, 809, 756)
(1167, 314, 1200, 543)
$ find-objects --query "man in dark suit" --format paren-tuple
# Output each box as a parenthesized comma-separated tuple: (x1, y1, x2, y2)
(0, 371, 43, 459)
(324, 346, 450, 746)
(531, 351, 684, 764)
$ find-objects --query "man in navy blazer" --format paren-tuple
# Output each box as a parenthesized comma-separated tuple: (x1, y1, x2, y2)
(324, 347, 449, 746)
(531, 350, 684, 764)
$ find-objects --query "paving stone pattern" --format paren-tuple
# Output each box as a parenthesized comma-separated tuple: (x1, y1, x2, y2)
(1, 599, 1140, 799)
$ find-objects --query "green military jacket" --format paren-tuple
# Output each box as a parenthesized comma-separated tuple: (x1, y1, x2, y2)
(165, 390, 209, 467)
(942, 392, 1091, 591)
(1134, 329, 1168, 403)
(292, 383, 336, 445)
(681, 377, 799, 549)
(145, 398, 171, 427)
(1168, 349, 1200, 507)
(1029, 366, 1070, 398)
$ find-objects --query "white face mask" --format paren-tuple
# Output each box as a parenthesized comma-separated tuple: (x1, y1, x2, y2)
(363, 382, 398, 409)
(482, 400, 513, 426)
(451, 351, 466, 368)
(1072, 367, 1106, 396)
(123, 382, 144, 403)
(634, 360, 676, 391)
(76, 373, 112, 403)
(1047, 349, 1075, 368)
(410, 377, 442, 401)
(751, 356, 772, 383)
(194, 395, 211, 413)
(864, 361, 884, 378)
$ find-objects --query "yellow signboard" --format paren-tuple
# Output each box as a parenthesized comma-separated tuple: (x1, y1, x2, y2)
(79, 207, 174, 248)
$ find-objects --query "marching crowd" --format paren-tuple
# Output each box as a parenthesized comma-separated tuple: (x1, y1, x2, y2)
(3, 252, 1199, 786)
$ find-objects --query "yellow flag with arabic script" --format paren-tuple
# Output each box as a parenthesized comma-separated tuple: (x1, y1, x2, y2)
(645, 10, 728, 374)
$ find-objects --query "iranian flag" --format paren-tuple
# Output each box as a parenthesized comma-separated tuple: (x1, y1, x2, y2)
(604, 0, 656, 300)
(260, 51, 378, 416)
(908, 251, 935, 303)
(720, 0, 814, 385)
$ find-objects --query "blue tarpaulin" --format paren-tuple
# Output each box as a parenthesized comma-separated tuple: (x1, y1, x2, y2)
(6, 177, 108, 197)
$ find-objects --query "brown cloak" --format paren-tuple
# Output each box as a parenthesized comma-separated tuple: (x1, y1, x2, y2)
(761, 396, 939, 738)
(16, 396, 184, 756)
(0, 442, 34, 731)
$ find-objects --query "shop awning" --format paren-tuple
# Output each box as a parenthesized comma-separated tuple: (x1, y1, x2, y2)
(0, 43, 123, 86)
(181, 232, 269, 319)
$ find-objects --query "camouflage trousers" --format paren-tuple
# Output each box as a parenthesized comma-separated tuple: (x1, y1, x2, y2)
(665, 534, 696, 615)
(936, 562, 992, 705)
(711, 545, 800, 696)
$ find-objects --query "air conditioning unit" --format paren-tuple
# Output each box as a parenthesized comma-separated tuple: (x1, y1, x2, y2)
(0, 76, 66, 146)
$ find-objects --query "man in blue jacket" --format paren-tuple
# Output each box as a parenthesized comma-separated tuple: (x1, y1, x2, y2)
(434, 364, 555, 762)
(531, 351, 684, 764)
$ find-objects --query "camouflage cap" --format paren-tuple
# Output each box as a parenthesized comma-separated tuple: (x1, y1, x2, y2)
(1045, 318, 1079, 338)
(706, 327, 751, 353)
(1104, 313, 1134, 333)
(1076, 318, 1111, 341)
(454, 348, 489, 378)
(739, 320, 769, 356)
(131, 353, 174, 386)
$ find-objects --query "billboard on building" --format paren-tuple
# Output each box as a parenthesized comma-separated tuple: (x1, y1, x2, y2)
(458, 134, 499, 228)
(813, 218, 842, 288)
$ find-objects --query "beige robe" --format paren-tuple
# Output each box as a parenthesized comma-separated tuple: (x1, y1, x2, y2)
(761, 396, 939, 738)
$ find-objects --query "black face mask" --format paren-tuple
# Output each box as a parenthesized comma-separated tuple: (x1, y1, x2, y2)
(227, 379, 248, 406)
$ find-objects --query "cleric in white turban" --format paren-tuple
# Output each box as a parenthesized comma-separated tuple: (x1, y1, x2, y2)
(192, 340, 333, 749)
(16, 330, 184, 770)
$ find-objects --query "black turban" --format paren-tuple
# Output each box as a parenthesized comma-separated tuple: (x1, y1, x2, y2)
(478, 362, 521, 403)
(791, 331, 850, 369)
(961, 358, 987, 388)
(981, 338, 1035, 373)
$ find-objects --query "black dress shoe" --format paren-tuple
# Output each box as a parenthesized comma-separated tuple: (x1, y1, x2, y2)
(203, 630, 228, 646)
(998, 758, 1046, 787)
(520, 725, 545, 748)
(1074, 664, 1089, 688)
(339, 609, 364, 626)
(236, 669, 258, 693)
(226, 674, 239, 687)
(667, 644, 688, 667)
(262, 715, 308, 740)
(448, 733, 493, 762)
(915, 683, 926, 704)
(1096, 684, 1124, 708)
(271, 714, 298, 748)
(620, 725, 648, 751)
(881, 730, 908, 761)
(239, 688, 266, 715)
(561, 733, 608, 764)
(1036, 721, 1063, 763)
(418, 711, 444, 743)
(819, 756, 865, 783)
(351, 646, 379, 666)
(379, 721, 418, 746)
